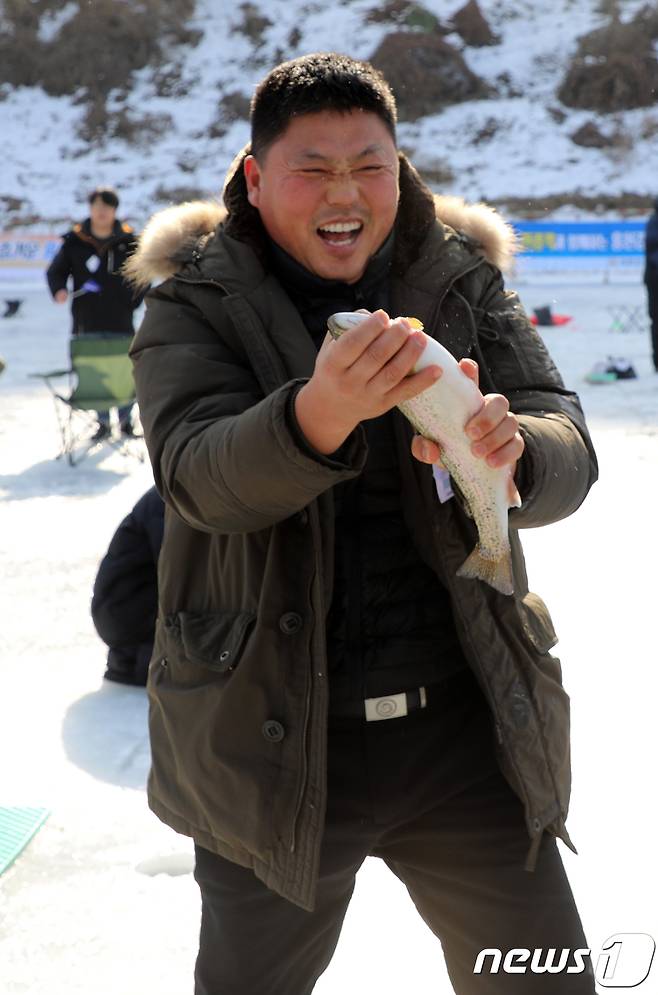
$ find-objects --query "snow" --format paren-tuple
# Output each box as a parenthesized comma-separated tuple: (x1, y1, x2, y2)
(0, 276, 656, 993)
(1, 0, 658, 229)
(36, 3, 78, 44)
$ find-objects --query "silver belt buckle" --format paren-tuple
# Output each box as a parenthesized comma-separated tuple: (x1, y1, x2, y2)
(364, 687, 427, 721)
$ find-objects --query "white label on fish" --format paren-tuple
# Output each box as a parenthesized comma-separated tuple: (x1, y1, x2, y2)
(432, 465, 454, 503)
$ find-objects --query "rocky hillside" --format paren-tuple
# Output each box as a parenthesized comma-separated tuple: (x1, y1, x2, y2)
(0, 0, 657, 228)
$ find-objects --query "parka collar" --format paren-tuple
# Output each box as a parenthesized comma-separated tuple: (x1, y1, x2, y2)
(70, 218, 133, 252)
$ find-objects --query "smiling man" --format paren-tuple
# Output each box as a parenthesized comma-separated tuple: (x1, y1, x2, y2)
(128, 53, 598, 994)
(243, 112, 399, 283)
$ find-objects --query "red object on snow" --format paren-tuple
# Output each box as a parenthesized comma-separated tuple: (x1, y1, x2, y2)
(530, 313, 573, 326)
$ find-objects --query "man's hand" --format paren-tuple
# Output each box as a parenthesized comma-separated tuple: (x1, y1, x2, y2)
(54, 290, 68, 303)
(295, 309, 442, 455)
(411, 357, 524, 505)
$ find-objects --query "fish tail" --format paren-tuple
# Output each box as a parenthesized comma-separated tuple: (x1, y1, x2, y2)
(456, 546, 514, 596)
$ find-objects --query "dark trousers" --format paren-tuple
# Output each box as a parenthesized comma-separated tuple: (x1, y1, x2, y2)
(96, 403, 134, 429)
(646, 275, 658, 370)
(193, 668, 596, 994)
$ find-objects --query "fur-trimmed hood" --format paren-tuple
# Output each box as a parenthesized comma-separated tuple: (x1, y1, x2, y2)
(125, 150, 518, 290)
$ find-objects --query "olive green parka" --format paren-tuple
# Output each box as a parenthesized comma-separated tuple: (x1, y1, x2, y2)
(128, 152, 598, 911)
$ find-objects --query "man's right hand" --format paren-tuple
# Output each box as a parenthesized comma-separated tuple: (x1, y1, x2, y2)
(294, 309, 442, 455)
(54, 290, 68, 303)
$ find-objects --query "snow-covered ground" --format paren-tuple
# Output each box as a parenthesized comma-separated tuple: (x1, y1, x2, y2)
(0, 279, 656, 993)
(1, 0, 657, 229)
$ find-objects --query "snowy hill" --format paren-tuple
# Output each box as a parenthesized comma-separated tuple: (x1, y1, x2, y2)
(1, 0, 657, 230)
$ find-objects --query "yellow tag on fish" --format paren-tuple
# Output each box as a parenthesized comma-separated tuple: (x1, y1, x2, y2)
(403, 317, 424, 331)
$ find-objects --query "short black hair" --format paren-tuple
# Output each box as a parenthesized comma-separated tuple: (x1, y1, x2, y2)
(250, 52, 397, 160)
(88, 186, 119, 208)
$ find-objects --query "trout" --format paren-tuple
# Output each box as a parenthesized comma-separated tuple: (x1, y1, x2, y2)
(326, 311, 521, 596)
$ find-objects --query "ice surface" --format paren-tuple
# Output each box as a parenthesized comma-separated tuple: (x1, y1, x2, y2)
(0, 279, 656, 993)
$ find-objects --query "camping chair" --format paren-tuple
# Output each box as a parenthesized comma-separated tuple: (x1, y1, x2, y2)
(30, 333, 144, 466)
(606, 303, 646, 334)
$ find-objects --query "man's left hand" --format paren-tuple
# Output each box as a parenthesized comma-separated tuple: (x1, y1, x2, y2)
(410, 357, 524, 506)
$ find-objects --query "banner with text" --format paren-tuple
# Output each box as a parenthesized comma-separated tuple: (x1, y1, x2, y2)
(511, 220, 646, 280)
(0, 233, 62, 285)
(0, 222, 650, 285)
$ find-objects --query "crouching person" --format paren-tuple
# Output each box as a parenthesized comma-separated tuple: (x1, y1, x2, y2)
(92, 486, 164, 686)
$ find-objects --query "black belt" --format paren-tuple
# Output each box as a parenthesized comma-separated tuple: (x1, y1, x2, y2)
(328, 669, 478, 722)
(329, 685, 428, 721)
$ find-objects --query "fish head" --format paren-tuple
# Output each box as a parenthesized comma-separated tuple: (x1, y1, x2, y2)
(327, 311, 424, 341)
(327, 311, 369, 341)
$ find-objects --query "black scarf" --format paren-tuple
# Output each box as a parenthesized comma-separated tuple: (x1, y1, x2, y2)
(267, 229, 395, 346)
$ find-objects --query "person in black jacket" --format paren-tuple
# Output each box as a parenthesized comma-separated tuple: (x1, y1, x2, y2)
(91, 486, 164, 686)
(128, 54, 599, 995)
(644, 197, 658, 372)
(46, 186, 146, 437)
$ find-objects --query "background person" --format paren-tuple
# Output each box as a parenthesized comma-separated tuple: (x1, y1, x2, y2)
(46, 186, 145, 438)
(91, 486, 164, 687)
(644, 196, 658, 372)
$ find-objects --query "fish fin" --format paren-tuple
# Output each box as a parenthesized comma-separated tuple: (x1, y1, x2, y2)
(456, 546, 514, 596)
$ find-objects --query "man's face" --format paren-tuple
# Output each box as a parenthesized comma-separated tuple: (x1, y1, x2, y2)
(89, 198, 117, 231)
(244, 110, 399, 284)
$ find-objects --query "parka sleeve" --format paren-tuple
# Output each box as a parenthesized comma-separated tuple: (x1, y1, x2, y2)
(46, 239, 72, 297)
(129, 281, 367, 534)
(458, 267, 599, 530)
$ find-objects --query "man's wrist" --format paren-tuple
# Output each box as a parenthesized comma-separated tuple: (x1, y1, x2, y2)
(294, 382, 356, 455)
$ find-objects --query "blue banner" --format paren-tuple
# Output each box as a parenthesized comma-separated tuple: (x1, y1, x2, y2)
(0, 233, 61, 267)
(0, 232, 63, 285)
(512, 221, 646, 257)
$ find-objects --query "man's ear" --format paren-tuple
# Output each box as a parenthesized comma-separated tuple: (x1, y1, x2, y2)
(244, 155, 261, 208)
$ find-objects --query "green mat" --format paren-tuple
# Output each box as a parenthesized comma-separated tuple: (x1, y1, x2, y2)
(0, 807, 50, 876)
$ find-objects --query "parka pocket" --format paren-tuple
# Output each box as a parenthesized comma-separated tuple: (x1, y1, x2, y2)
(163, 610, 256, 674)
(518, 590, 558, 654)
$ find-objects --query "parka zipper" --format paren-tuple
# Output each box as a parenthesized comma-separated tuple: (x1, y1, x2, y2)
(343, 483, 363, 701)
(289, 507, 327, 854)
(173, 275, 230, 294)
(289, 669, 311, 855)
